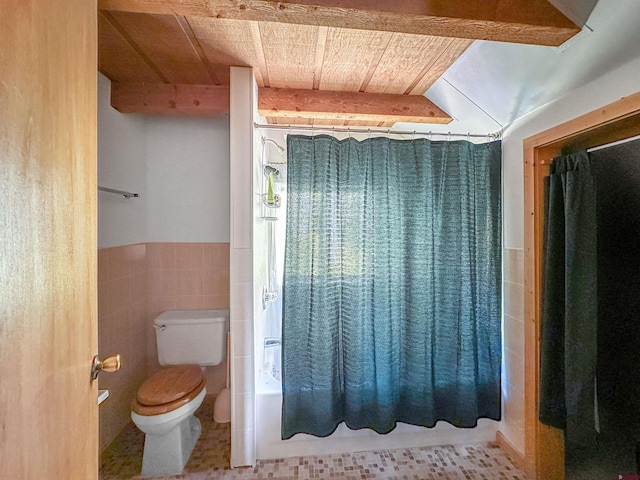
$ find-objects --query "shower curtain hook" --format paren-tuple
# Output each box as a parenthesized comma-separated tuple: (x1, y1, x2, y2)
(467, 132, 471, 142)
(428, 131, 432, 141)
(447, 132, 451, 142)
(367, 128, 371, 140)
(412, 130, 416, 142)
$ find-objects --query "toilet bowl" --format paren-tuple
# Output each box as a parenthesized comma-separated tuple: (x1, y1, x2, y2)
(130, 309, 229, 477)
(131, 365, 207, 477)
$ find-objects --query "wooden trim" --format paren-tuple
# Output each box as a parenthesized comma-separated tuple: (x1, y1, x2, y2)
(98, 0, 580, 46)
(496, 431, 525, 471)
(258, 87, 452, 124)
(524, 141, 563, 480)
(523, 91, 640, 480)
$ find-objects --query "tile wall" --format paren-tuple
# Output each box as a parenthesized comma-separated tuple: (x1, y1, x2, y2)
(146, 242, 230, 374)
(502, 248, 526, 455)
(228, 66, 257, 468)
(98, 242, 230, 451)
(98, 244, 148, 451)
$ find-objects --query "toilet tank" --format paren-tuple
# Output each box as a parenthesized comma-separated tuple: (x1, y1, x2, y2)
(154, 309, 229, 366)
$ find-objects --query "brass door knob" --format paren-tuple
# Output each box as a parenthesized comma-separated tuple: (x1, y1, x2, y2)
(91, 354, 121, 381)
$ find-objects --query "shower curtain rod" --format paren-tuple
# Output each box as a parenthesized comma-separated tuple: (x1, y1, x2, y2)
(587, 133, 640, 153)
(254, 123, 501, 140)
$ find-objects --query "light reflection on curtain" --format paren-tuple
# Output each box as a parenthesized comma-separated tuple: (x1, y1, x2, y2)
(282, 135, 502, 439)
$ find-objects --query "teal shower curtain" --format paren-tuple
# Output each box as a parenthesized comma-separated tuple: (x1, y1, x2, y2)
(282, 135, 502, 439)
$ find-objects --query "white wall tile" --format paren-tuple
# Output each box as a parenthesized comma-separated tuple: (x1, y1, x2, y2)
(233, 320, 254, 358)
(231, 392, 256, 431)
(503, 384, 525, 433)
(231, 427, 256, 468)
(231, 193, 251, 248)
(232, 356, 255, 394)
(504, 248, 524, 285)
(230, 67, 254, 250)
(504, 315, 525, 355)
(500, 356, 526, 457)
(499, 421, 525, 457)
(504, 281, 525, 321)
(230, 283, 252, 322)
(230, 248, 252, 285)
(231, 355, 255, 398)
(504, 348, 525, 392)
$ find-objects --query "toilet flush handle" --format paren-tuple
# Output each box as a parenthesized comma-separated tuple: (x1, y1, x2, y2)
(91, 354, 121, 381)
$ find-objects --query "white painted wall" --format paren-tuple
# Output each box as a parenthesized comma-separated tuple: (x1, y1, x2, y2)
(146, 115, 230, 242)
(98, 73, 147, 249)
(502, 52, 640, 249)
(438, 0, 640, 135)
(98, 74, 230, 247)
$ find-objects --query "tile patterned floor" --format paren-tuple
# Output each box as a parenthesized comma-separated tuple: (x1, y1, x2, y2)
(100, 396, 528, 480)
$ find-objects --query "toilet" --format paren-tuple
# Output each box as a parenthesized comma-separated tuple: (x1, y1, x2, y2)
(131, 309, 229, 477)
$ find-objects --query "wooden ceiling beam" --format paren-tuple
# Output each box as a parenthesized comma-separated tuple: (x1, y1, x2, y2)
(110, 82, 231, 115)
(110, 82, 453, 124)
(258, 87, 452, 124)
(98, 0, 580, 46)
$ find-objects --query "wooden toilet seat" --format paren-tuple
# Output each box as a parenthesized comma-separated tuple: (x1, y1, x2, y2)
(132, 365, 206, 416)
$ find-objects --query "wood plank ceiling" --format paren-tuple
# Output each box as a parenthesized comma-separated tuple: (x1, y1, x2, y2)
(98, 0, 580, 126)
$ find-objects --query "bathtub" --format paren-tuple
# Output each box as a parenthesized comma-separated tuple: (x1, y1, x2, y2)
(255, 346, 500, 460)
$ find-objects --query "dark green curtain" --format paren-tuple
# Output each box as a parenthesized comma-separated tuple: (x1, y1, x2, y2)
(281, 135, 502, 439)
(539, 151, 598, 447)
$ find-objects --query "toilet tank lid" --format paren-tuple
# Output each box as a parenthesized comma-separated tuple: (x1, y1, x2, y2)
(154, 309, 229, 326)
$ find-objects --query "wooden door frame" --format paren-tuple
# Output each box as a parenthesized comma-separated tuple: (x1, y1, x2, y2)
(523, 91, 640, 479)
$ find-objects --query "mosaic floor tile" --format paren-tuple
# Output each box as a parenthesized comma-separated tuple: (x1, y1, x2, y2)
(100, 396, 528, 480)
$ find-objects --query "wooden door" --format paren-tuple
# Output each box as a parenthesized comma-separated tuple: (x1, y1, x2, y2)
(0, 1, 98, 479)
